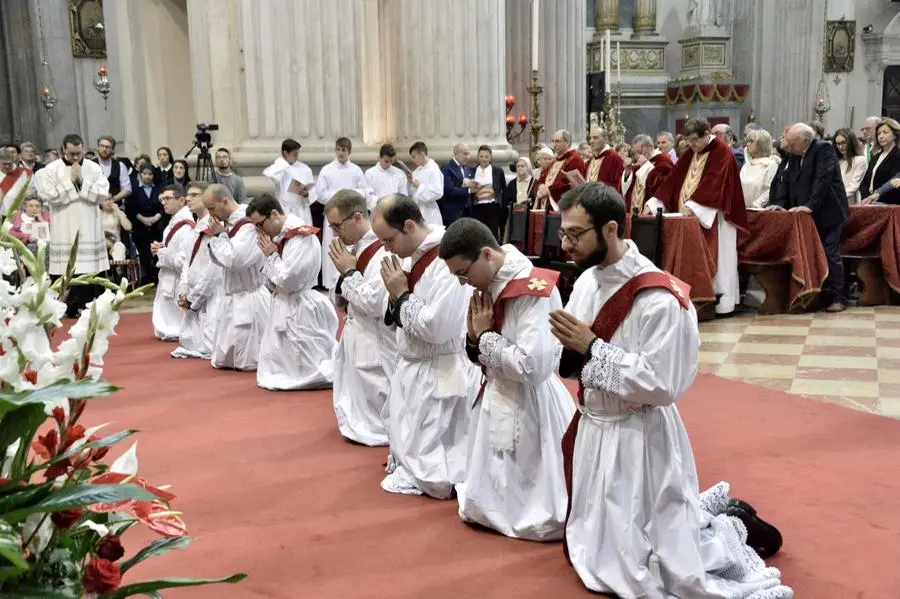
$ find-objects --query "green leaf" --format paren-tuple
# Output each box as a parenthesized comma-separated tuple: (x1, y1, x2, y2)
(120, 535, 193, 574)
(0, 518, 28, 571)
(0, 379, 120, 415)
(108, 574, 248, 598)
(3, 484, 156, 523)
(27, 429, 138, 478)
(0, 589, 78, 598)
(0, 483, 54, 513)
(0, 404, 47, 479)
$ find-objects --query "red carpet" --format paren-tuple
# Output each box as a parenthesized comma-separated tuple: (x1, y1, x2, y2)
(88, 313, 898, 598)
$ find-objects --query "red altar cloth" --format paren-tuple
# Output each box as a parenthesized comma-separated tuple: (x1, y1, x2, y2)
(841, 205, 900, 295)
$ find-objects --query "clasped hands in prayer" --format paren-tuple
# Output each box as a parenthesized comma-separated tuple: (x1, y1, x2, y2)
(380, 255, 410, 300)
(328, 239, 357, 275)
(256, 231, 278, 256)
(765, 204, 812, 213)
(150, 241, 163, 255)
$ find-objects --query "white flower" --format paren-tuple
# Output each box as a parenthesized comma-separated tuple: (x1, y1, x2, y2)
(111, 442, 138, 475)
(22, 513, 54, 554)
(0, 247, 16, 276)
(79, 520, 110, 538)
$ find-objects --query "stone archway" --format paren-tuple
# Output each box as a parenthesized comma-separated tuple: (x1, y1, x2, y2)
(862, 4, 900, 117)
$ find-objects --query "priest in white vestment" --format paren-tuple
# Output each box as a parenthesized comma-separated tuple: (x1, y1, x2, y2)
(151, 185, 195, 341)
(262, 138, 317, 224)
(172, 182, 223, 360)
(439, 218, 574, 541)
(249, 193, 338, 390)
(327, 189, 396, 446)
(364, 144, 408, 211)
(314, 138, 375, 290)
(550, 183, 790, 598)
(203, 184, 271, 371)
(408, 141, 444, 227)
(373, 194, 470, 499)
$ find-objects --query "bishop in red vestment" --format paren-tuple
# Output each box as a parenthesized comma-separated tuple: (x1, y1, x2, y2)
(585, 127, 625, 193)
(535, 130, 587, 210)
(646, 119, 747, 314)
(622, 135, 675, 213)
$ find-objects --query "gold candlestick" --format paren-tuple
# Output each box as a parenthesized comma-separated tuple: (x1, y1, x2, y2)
(527, 69, 544, 151)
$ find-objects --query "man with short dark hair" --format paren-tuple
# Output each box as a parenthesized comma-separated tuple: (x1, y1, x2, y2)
(372, 194, 470, 498)
(203, 183, 271, 370)
(94, 135, 131, 206)
(441, 142, 473, 226)
(151, 184, 195, 340)
(327, 189, 396, 445)
(551, 182, 788, 597)
(440, 217, 574, 541)
(213, 147, 246, 204)
(467, 145, 506, 240)
(585, 127, 625, 192)
(408, 141, 444, 226)
(248, 193, 337, 390)
(365, 144, 407, 209)
(263, 138, 316, 223)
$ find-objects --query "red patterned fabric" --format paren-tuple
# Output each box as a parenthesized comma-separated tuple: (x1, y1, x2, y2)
(538, 148, 587, 205)
(277, 225, 319, 256)
(841, 205, 900, 294)
(586, 148, 625, 193)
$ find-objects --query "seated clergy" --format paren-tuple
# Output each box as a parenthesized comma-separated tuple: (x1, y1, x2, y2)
(151, 184, 195, 341)
(440, 218, 575, 541)
(327, 189, 397, 446)
(373, 194, 471, 499)
(248, 193, 338, 390)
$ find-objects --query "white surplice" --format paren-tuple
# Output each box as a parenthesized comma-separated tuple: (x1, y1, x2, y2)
(563, 241, 791, 598)
(364, 164, 408, 211)
(263, 157, 316, 224)
(380, 227, 471, 499)
(152, 205, 195, 341)
(332, 229, 396, 446)
(410, 158, 444, 226)
(456, 246, 575, 541)
(207, 205, 271, 371)
(33, 159, 110, 275)
(257, 214, 338, 390)
(315, 159, 375, 290)
(171, 215, 223, 360)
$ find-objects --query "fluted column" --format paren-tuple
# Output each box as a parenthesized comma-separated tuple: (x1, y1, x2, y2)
(594, 0, 620, 31)
(633, 0, 658, 36)
(383, 0, 513, 160)
(505, 1, 532, 150)
(542, 0, 587, 139)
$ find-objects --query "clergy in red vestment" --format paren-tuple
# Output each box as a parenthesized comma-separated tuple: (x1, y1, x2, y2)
(534, 130, 587, 210)
(622, 134, 675, 213)
(585, 127, 625, 193)
(646, 118, 747, 315)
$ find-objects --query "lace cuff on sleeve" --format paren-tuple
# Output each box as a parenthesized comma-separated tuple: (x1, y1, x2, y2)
(477, 332, 508, 370)
(398, 294, 426, 335)
(580, 340, 626, 395)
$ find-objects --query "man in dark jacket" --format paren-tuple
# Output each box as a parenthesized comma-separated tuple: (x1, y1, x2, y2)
(769, 123, 849, 312)
(440, 143, 473, 225)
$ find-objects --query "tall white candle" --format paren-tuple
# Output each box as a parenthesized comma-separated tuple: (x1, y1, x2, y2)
(531, 0, 540, 71)
(616, 41, 621, 85)
(605, 30, 611, 93)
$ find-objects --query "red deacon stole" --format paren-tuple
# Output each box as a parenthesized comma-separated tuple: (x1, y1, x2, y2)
(561, 270, 691, 563)
(491, 268, 560, 332)
(189, 228, 214, 266)
(355, 239, 383, 275)
(164, 219, 195, 246)
(407, 245, 440, 292)
(227, 217, 255, 238)
(276, 225, 319, 256)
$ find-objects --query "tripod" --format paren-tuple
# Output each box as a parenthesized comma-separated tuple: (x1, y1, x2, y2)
(184, 142, 215, 183)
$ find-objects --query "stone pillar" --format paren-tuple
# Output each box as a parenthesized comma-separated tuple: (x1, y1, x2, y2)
(542, 0, 587, 139)
(633, 0, 658, 36)
(382, 0, 514, 160)
(594, 0, 619, 32)
(0, 1, 45, 146)
(505, 0, 532, 150)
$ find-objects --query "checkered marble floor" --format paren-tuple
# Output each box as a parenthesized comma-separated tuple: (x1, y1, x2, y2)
(698, 306, 900, 417)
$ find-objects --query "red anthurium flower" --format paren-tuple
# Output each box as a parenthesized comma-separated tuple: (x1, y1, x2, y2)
(32, 429, 59, 460)
(132, 500, 187, 537)
(88, 472, 177, 513)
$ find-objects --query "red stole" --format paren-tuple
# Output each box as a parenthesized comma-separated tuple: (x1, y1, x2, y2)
(164, 219, 195, 246)
(0, 166, 30, 200)
(355, 239, 383, 275)
(586, 148, 625, 193)
(227, 217, 255, 238)
(189, 228, 214, 266)
(652, 136, 748, 232)
(542, 148, 587, 204)
(276, 225, 319, 256)
(407, 245, 440, 292)
(560, 271, 691, 562)
(644, 152, 675, 203)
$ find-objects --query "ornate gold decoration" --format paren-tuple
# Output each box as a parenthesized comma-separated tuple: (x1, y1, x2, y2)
(587, 157, 603, 182)
(669, 278, 686, 299)
(69, 0, 107, 58)
(824, 20, 855, 73)
(543, 159, 565, 187)
(528, 278, 548, 291)
(678, 151, 710, 209)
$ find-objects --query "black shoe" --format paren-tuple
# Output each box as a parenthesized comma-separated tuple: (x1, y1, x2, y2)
(725, 498, 783, 558)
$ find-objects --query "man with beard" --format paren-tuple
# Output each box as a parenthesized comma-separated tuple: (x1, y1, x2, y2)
(172, 182, 223, 360)
(93, 135, 131, 207)
(373, 194, 470, 498)
(584, 127, 624, 192)
(150, 185, 195, 341)
(440, 217, 574, 541)
(549, 182, 789, 598)
(327, 189, 396, 446)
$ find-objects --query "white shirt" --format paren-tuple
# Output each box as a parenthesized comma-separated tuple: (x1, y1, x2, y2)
(411, 159, 444, 226)
(365, 164, 407, 211)
(207, 204, 266, 295)
(96, 157, 132, 194)
(263, 157, 316, 224)
(315, 159, 373, 207)
(473, 165, 496, 204)
(739, 155, 779, 209)
(839, 155, 868, 202)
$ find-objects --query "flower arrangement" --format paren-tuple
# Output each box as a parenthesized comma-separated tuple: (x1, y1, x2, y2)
(0, 187, 246, 596)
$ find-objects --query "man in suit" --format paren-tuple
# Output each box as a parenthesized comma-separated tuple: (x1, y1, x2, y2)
(440, 143, 473, 225)
(769, 123, 849, 313)
(712, 124, 745, 170)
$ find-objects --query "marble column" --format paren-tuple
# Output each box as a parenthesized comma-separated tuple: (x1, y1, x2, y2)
(542, 0, 587, 139)
(505, 1, 532, 149)
(0, 1, 45, 146)
(382, 0, 514, 160)
(594, 0, 619, 32)
(633, 0, 658, 36)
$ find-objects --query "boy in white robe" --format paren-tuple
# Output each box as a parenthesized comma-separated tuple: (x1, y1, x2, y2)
(327, 189, 396, 446)
(373, 194, 470, 499)
(172, 182, 223, 360)
(315, 137, 375, 290)
(407, 141, 444, 227)
(248, 193, 338, 390)
(364, 144, 408, 211)
(151, 185, 195, 341)
(440, 218, 575, 541)
(550, 183, 789, 598)
(262, 138, 316, 224)
(203, 184, 271, 371)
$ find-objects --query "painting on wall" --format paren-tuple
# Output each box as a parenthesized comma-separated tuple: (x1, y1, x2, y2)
(824, 20, 855, 73)
(69, 0, 107, 58)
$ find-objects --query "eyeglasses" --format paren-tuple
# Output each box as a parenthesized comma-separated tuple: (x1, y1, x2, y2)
(557, 227, 592, 245)
(254, 215, 270, 230)
(328, 212, 357, 230)
(454, 255, 481, 282)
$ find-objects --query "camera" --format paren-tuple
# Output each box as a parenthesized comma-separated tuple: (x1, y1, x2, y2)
(195, 123, 219, 147)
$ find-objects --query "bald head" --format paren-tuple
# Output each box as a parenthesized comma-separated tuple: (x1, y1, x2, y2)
(862, 116, 880, 143)
(452, 142, 470, 165)
(783, 123, 815, 155)
(588, 127, 608, 152)
(203, 183, 237, 219)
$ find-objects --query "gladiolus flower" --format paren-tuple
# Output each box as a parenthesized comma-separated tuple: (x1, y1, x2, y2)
(32, 429, 59, 459)
(64, 424, 85, 449)
(22, 367, 37, 385)
(52, 406, 66, 425)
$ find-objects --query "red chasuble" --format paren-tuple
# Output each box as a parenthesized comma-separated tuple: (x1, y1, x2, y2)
(652, 136, 747, 231)
(539, 148, 587, 205)
(586, 148, 625, 193)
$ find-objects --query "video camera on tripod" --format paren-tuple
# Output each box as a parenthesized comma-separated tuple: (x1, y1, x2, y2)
(185, 122, 220, 182)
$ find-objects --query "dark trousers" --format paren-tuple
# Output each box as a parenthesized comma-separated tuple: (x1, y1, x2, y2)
(817, 220, 845, 306)
(471, 201, 502, 242)
(51, 275, 103, 318)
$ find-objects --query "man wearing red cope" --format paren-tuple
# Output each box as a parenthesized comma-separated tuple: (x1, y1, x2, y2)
(622, 134, 675, 214)
(585, 127, 625, 193)
(535, 129, 587, 210)
(645, 118, 747, 315)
